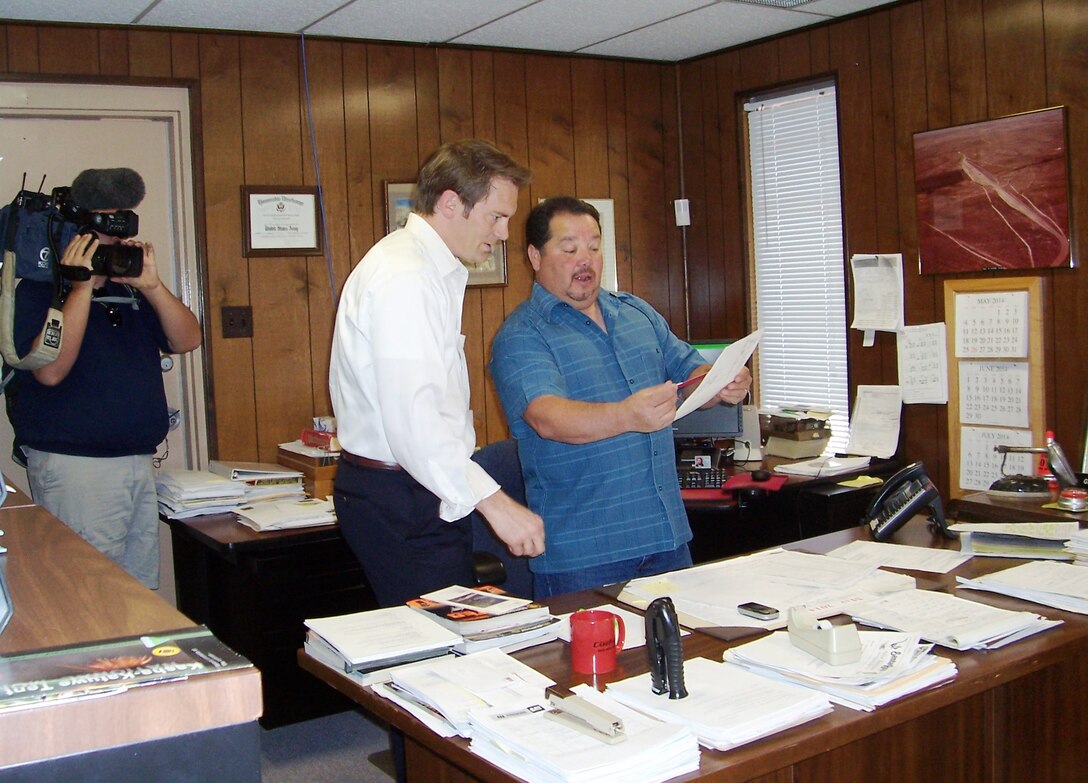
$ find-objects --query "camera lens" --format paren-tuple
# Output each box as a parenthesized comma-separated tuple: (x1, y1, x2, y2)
(90, 244, 143, 278)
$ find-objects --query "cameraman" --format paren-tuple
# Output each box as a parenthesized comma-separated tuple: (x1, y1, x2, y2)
(10, 168, 202, 589)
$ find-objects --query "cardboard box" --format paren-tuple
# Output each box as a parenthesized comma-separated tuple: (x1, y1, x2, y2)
(305, 478, 335, 500)
(763, 436, 829, 459)
(769, 427, 830, 442)
(277, 446, 339, 480)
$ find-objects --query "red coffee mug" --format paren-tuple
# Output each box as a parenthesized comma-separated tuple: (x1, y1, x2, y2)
(569, 609, 626, 674)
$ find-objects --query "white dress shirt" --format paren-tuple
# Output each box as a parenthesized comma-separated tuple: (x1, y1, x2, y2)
(329, 213, 499, 521)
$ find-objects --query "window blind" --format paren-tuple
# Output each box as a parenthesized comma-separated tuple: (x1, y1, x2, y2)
(745, 83, 850, 453)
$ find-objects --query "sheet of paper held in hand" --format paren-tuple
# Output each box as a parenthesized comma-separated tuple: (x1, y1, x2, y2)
(675, 329, 763, 420)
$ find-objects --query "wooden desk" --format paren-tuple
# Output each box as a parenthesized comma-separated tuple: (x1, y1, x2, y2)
(165, 513, 376, 727)
(950, 490, 1088, 524)
(0, 482, 35, 511)
(301, 519, 1088, 783)
(0, 505, 262, 779)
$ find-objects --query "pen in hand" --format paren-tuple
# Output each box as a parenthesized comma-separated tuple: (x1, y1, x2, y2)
(676, 373, 707, 391)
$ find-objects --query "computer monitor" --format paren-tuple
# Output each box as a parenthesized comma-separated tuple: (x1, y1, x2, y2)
(672, 340, 744, 441)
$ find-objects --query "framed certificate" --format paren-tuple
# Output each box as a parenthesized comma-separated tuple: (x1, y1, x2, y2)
(242, 185, 323, 257)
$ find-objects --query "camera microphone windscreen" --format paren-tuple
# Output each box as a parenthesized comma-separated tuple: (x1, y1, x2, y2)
(70, 168, 145, 211)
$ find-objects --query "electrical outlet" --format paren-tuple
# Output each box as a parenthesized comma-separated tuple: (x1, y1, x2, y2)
(221, 306, 253, 339)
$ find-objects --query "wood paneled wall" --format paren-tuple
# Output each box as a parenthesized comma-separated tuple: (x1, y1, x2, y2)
(2, 0, 1085, 495)
(680, 0, 1087, 496)
(0, 25, 682, 462)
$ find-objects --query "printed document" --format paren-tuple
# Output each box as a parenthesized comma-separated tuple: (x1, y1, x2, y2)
(850, 253, 904, 333)
(844, 385, 902, 458)
(675, 329, 762, 420)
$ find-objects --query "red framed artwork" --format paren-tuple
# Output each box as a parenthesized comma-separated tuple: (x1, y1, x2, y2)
(913, 107, 1072, 275)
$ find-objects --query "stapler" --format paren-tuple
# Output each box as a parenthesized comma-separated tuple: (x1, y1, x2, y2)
(545, 693, 626, 743)
(645, 596, 688, 699)
(787, 606, 861, 666)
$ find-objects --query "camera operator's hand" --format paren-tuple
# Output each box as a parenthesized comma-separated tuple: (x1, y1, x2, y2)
(114, 239, 162, 293)
(115, 240, 203, 355)
(60, 233, 107, 289)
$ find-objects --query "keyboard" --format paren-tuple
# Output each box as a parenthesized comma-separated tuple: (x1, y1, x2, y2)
(678, 468, 727, 489)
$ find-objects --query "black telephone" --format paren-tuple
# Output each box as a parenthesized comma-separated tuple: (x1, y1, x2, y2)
(862, 462, 952, 541)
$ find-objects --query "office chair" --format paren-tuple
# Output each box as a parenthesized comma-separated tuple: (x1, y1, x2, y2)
(469, 439, 535, 598)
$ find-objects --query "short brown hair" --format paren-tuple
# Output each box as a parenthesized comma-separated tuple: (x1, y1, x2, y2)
(414, 139, 531, 217)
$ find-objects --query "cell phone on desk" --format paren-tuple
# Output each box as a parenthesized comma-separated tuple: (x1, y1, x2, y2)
(737, 601, 779, 621)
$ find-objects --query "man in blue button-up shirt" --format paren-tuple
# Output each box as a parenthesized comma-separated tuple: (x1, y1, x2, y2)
(490, 197, 752, 598)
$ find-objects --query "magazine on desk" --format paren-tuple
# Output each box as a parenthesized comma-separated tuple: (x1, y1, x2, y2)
(0, 626, 252, 712)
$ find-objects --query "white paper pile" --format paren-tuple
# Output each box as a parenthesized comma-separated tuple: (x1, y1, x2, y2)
(234, 497, 336, 531)
(957, 560, 1088, 614)
(155, 469, 246, 519)
(375, 648, 555, 737)
(605, 657, 831, 751)
(849, 588, 1060, 650)
(620, 548, 913, 631)
(951, 521, 1078, 560)
(723, 630, 957, 711)
(1064, 529, 1088, 565)
(467, 687, 700, 783)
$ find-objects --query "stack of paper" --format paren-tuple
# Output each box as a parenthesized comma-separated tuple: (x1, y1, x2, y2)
(849, 588, 1060, 650)
(957, 560, 1088, 614)
(304, 606, 461, 674)
(1065, 530, 1088, 565)
(235, 497, 336, 531)
(374, 648, 555, 737)
(773, 456, 871, 478)
(950, 521, 1078, 560)
(467, 687, 700, 783)
(605, 657, 831, 751)
(209, 460, 306, 503)
(155, 469, 247, 519)
(827, 539, 972, 574)
(620, 548, 914, 631)
(723, 630, 957, 711)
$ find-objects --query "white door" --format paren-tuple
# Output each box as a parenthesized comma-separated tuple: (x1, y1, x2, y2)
(0, 82, 208, 605)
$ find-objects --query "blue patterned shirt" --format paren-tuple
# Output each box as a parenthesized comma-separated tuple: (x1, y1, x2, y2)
(490, 283, 704, 574)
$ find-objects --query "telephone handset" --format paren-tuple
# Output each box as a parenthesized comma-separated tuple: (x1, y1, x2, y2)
(862, 462, 951, 541)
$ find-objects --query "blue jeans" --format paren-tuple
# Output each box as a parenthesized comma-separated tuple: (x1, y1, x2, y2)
(534, 544, 693, 599)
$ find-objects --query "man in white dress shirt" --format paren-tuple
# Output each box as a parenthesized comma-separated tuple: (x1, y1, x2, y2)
(329, 139, 544, 607)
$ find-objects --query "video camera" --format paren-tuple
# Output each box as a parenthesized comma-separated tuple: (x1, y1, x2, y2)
(37, 186, 142, 279)
(3, 186, 142, 283)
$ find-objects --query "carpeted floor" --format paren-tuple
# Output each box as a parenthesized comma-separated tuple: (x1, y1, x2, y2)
(260, 708, 397, 783)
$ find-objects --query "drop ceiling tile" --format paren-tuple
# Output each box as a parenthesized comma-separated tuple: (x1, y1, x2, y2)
(0, 0, 149, 25)
(451, 0, 710, 53)
(305, 0, 530, 44)
(580, 2, 829, 61)
(138, 0, 347, 33)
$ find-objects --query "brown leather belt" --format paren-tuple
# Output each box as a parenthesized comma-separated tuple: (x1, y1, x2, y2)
(340, 450, 403, 471)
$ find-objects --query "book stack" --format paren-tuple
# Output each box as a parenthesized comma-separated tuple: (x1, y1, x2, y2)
(762, 408, 831, 459)
(278, 441, 340, 499)
(208, 460, 306, 503)
(407, 585, 560, 654)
